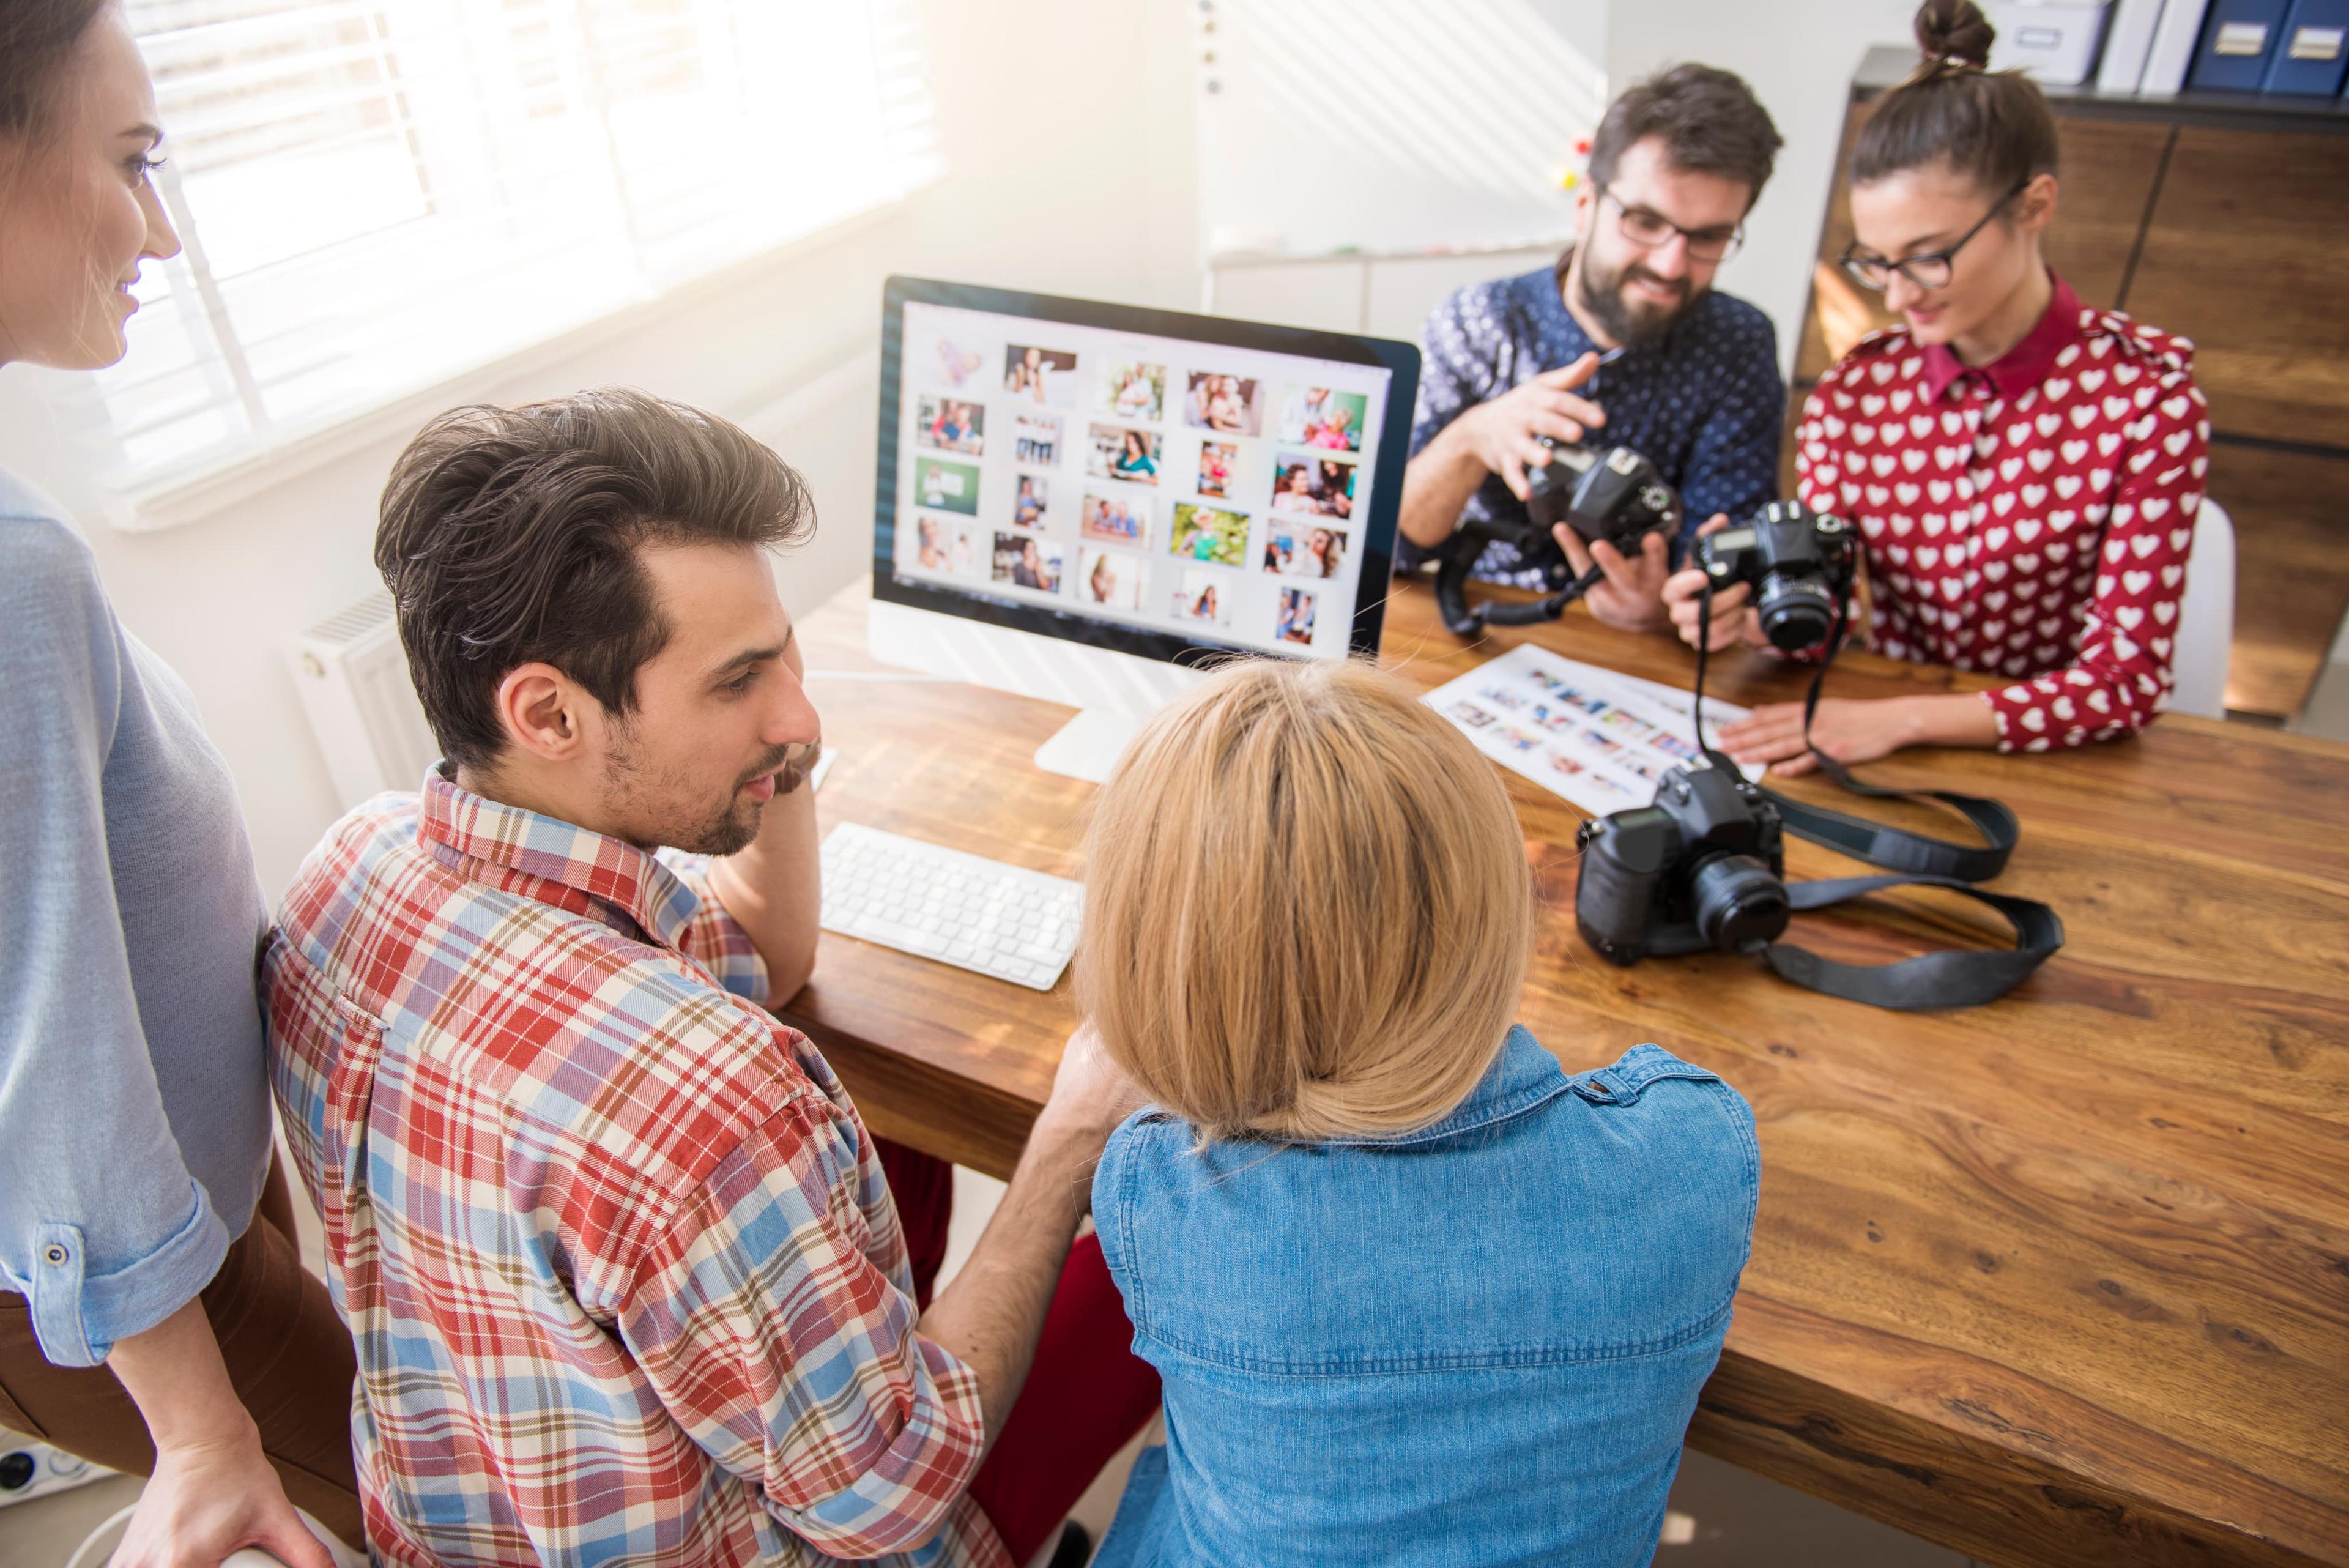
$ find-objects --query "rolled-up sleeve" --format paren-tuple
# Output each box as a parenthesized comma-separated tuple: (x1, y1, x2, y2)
(620, 1094, 987, 1559)
(658, 851, 772, 1006)
(0, 521, 229, 1365)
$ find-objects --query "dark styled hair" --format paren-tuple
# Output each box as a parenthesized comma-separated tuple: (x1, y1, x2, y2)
(376, 387, 814, 771)
(1587, 64, 1783, 209)
(1851, 0, 2061, 191)
(0, 0, 109, 140)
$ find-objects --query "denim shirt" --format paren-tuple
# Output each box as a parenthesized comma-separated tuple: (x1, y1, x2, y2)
(1091, 1030, 1758, 1568)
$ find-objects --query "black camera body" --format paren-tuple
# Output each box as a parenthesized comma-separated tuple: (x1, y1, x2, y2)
(1575, 765, 1792, 965)
(1433, 442, 1681, 637)
(1693, 499, 1855, 652)
(1525, 440, 1683, 554)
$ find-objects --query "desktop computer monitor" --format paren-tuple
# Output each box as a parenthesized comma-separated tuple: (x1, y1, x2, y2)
(870, 275, 1420, 780)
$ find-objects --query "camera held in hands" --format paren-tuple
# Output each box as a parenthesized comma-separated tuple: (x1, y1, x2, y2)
(1692, 499, 1854, 652)
(1575, 764, 1792, 965)
(1434, 441, 1682, 636)
(1524, 440, 1683, 555)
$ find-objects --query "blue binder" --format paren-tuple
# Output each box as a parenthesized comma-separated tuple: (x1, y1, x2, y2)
(2187, 0, 2290, 86)
(2261, 0, 2349, 91)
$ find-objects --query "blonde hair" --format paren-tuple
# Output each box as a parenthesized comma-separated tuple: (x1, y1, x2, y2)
(1076, 658, 1531, 1143)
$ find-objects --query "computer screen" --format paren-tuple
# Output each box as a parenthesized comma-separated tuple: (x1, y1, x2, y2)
(874, 277, 1418, 665)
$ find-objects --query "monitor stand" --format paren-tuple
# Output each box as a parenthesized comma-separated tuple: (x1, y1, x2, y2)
(1033, 707, 1141, 784)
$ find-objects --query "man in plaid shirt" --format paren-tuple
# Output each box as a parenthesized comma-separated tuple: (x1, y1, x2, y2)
(266, 390, 1159, 1567)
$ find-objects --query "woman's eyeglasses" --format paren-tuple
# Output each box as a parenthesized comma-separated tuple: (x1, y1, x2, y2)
(1598, 186, 1743, 263)
(1839, 179, 2030, 292)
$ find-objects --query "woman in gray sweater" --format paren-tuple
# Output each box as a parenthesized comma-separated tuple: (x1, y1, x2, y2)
(0, 4, 358, 1564)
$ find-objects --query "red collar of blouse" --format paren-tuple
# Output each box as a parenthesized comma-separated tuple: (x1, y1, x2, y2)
(1920, 270, 2085, 404)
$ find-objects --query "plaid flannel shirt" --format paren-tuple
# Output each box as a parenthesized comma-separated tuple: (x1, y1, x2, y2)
(265, 770, 1008, 1567)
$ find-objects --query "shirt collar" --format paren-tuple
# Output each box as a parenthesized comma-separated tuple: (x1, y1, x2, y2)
(1321, 1025, 1570, 1148)
(1921, 270, 2084, 403)
(417, 766, 702, 951)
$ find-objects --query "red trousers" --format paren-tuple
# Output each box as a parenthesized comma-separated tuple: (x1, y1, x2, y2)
(878, 1140, 1161, 1566)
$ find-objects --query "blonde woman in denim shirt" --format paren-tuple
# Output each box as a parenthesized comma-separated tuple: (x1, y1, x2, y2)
(1077, 659, 1759, 1566)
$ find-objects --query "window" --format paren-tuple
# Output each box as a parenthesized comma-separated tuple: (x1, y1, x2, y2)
(82, 0, 939, 491)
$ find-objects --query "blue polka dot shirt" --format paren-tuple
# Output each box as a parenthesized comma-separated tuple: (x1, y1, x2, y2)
(1400, 256, 1786, 584)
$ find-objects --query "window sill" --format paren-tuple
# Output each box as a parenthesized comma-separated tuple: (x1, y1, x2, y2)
(97, 199, 910, 535)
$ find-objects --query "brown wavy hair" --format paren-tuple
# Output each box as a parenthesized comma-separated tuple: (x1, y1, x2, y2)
(376, 387, 813, 770)
(1852, 0, 2060, 191)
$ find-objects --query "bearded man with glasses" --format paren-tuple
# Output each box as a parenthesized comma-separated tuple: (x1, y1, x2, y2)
(1397, 64, 1786, 633)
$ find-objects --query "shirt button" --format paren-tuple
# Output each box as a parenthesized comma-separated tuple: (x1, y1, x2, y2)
(43, 1244, 69, 1267)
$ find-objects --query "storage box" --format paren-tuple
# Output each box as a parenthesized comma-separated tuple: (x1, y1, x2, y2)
(1991, 0, 2116, 83)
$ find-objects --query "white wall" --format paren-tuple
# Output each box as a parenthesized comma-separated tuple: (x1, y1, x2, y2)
(1607, 0, 1920, 376)
(0, 0, 1200, 899)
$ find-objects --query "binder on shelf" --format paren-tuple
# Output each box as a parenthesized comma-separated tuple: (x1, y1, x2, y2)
(2099, 0, 2171, 87)
(2261, 0, 2349, 91)
(2141, 0, 2211, 87)
(2188, 0, 2291, 85)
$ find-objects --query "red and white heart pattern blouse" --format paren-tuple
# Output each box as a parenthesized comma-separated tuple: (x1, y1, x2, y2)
(1794, 273, 2211, 751)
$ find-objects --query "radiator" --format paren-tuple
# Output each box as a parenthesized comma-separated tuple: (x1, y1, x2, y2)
(289, 591, 440, 811)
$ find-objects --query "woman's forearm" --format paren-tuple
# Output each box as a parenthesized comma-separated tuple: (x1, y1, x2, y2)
(1899, 692, 2003, 749)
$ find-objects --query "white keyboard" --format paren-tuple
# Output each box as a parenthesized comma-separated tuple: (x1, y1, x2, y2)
(819, 823, 1083, 990)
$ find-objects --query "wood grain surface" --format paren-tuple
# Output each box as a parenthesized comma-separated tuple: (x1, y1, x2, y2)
(782, 574, 2349, 1568)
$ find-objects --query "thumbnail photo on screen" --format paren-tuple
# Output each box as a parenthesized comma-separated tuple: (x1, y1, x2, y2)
(993, 530, 1065, 593)
(1011, 474, 1049, 529)
(1262, 520, 1347, 579)
(1171, 567, 1233, 627)
(1197, 440, 1238, 499)
(918, 327, 989, 393)
(1277, 585, 1318, 645)
(1088, 423, 1162, 486)
(1015, 412, 1062, 465)
(1182, 371, 1264, 437)
(1170, 502, 1250, 567)
(916, 456, 980, 516)
(1080, 546, 1144, 610)
(1269, 453, 1356, 519)
(1004, 344, 1078, 407)
(916, 395, 984, 456)
(1081, 491, 1151, 547)
(1099, 359, 1166, 422)
(1275, 385, 1367, 453)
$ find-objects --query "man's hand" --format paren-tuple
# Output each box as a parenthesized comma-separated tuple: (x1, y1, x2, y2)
(1449, 352, 1608, 502)
(1033, 1024, 1147, 1155)
(1397, 354, 1607, 550)
(1661, 515, 1765, 653)
(1553, 525, 1673, 633)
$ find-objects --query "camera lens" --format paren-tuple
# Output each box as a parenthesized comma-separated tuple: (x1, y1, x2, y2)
(1690, 853, 1791, 953)
(0, 1450, 35, 1491)
(1755, 572, 1835, 652)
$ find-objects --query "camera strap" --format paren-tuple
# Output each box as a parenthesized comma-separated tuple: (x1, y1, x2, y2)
(1694, 576, 2019, 883)
(1433, 519, 1606, 635)
(1687, 577, 2061, 1008)
(1768, 875, 2065, 1009)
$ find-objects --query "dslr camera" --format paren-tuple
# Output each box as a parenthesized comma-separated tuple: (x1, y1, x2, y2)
(1575, 764, 1792, 964)
(1693, 499, 1854, 652)
(1433, 442, 1681, 636)
(1525, 440, 1683, 555)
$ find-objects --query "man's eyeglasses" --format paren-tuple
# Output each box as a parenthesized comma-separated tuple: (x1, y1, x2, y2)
(1839, 179, 2029, 292)
(1598, 185, 1743, 263)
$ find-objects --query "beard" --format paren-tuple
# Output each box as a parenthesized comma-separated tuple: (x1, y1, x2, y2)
(605, 732, 797, 857)
(1574, 243, 1698, 346)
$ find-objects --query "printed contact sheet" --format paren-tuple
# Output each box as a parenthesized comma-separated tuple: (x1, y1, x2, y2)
(1423, 644, 1767, 816)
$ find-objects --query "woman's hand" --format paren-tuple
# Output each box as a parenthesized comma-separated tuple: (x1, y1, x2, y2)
(1661, 515, 1765, 653)
(108, 1419, 336, 1568)
(1718, 697, 1923, 776)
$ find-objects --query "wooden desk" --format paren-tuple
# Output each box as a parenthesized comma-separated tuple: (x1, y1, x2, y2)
(785, 575, 2349, 1568)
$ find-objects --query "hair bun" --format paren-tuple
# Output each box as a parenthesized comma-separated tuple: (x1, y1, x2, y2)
(1914, 0, 1995, 67)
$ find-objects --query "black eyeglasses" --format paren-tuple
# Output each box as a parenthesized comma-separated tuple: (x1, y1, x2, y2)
(1597, 185, 1743, 263)
(1840, 179, 2029, 292)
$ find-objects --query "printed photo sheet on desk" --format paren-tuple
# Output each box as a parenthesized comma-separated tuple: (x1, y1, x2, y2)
(1424, 644, 1766, 816)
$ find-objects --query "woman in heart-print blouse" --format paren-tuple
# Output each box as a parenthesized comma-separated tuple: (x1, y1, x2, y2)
(1663, 0, 2210, 771)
